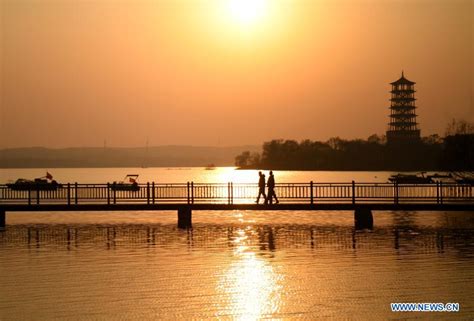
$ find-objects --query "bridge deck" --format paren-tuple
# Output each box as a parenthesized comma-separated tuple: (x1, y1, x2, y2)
(1, 181, 473, 228)
(1, 182, 473, 212)
(1, 203, 473, 212)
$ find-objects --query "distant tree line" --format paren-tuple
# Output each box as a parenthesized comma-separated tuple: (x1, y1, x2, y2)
(235, 119, 474, 171)
(0, 146, 261, 168)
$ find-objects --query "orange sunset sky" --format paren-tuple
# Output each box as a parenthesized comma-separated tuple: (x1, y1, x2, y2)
(1, 0, 473, 148)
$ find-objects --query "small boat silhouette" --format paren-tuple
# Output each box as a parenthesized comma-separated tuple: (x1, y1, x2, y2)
(110, 174, 140, 191)
(452, 172, 474, 185)
(388, 172, 432, 184)
(7, 172, 62, 190)
(205, 164, 216, 170)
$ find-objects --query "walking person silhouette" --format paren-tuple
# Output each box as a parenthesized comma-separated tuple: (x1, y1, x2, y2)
(256, 171, 267, 204)
(267, 171, 279, 204)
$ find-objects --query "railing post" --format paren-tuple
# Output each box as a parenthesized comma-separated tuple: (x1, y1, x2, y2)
(147, 182, 150, 205)
(436, 181, 440, 204)
(107, 183, 110, 205)
(191, 182, 194, 204)
(187, 182, 190, 204)
(439, 181, 443, 205)
(113, 183, 116, 205)
(310, 181, 314, 204)
(351, 181, 356, 205)
(0, 210, 5, 228)
(228, 182, 231, 205)
(36, 186, 40, 205)
(394, 182, 399, 205)
(67, 183, 71, 205)
(152, 182, 155, 204)
(28, 189, 31, 205)
(230, 182, 234, 205)
(75, 182, 78, 204)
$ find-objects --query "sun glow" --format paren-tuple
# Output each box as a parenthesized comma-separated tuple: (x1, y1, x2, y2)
(211, 0, 291, 44)
(226, 0, 269, 27)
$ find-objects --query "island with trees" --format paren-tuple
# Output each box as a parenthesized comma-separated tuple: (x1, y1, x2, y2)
(235, 119, 474, 171)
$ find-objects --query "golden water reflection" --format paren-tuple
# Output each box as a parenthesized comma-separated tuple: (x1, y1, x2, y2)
(217, 228, 282, 320)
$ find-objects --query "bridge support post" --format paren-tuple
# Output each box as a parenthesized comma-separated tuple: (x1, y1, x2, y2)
(0, 210, 5, 228)
(354, 208, 373, 230)
(177, 207, 192, 229)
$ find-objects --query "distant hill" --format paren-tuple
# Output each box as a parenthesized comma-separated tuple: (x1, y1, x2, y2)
(0, 145, 261, 168)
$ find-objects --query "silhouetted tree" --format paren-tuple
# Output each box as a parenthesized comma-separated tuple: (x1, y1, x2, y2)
(236, 151, 262, 168)
(235, 151, 251, 168)
(440, 119, 474, 170)
(445, 119, 474, 136)
(367, 134, 381, 144)
(422, 134, 443, 145)
(326, 137, 346, 151)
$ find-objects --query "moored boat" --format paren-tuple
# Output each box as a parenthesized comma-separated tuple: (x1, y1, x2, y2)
(7, 172, 62, 191)
(205, 164, 216, 170)
(388, 172, 433, 184)
(110, 174, 140, 191)
(452, 172, 474, 185)
(426, 173, 456, 183)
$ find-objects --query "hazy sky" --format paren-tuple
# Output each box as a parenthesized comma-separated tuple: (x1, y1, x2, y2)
(1, 0, 473, 148)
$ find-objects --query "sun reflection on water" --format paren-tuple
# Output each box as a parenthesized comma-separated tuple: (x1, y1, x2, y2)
(217, 228, 282, 320)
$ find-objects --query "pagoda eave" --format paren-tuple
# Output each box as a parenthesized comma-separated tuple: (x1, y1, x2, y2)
(390, 90, 416, 93)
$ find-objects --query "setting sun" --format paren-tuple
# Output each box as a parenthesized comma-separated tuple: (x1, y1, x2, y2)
(226, 0, 269, 27)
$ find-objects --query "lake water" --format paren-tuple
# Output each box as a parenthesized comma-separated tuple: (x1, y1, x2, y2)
(1, 168, 473, 320)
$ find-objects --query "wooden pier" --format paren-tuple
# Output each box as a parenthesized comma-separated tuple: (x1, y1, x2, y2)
(1, 182, 473, 229)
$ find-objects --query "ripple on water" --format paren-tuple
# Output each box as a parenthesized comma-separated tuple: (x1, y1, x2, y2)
(1, 210, 474, 320)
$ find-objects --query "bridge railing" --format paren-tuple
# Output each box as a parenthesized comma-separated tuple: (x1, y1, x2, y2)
(0, 182, 472, 205)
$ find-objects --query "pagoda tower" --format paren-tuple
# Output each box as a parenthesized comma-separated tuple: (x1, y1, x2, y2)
(386, 71, 421, 145)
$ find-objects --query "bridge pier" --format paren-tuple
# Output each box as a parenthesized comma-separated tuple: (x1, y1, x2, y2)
(354, 208, 373, 230)
(0, 210, 5, 228)
(177, 207, 192, 229)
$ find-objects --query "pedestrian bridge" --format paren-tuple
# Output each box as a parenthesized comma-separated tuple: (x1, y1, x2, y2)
(1, 182, 473, 229)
